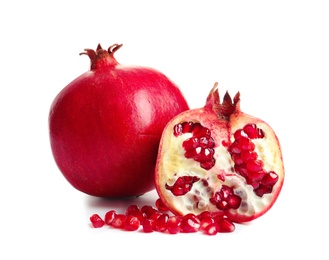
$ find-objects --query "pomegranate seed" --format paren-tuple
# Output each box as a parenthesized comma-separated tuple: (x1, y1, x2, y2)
(90, 214, 105, 228)
(261, 171, 279, 187)
(193, 126, 211, 139)
(200, 216, 215, 231)
(173, 123, 183, 136)
(155, 198, 169, 212)
(104, 210, 117, 225)
(234, 129, 249, 139)
(154, 213, 169, 232)
(142, 218, 155, 233)
(232, 154, 244, 165)
(240, 150, 257, 162)
(180, 213, 201, 233)
(181, 121, 194, 133)
(243, 124, 258, 139)
(167, 216, 182, 234)
(215, 218, 235, 233)
(165, 176, 200, 196)
(190, 122, 203, 135)
(125, 215, 140, 231)
(111, 214, 127, 229)
(141, 205, 158, 218)
(254, 184, 273, 197)
(197, 211, 212, 220)
(203, 223, 218, 236)
(248, 170, 266, 182)
(238, 136, 255, 150)
(210, 185, 242, 210)
(246, 160, 264, 172)
(125, 204, 140, 216)
(149, 212, 162, 221)
(183, 137, 200, 150)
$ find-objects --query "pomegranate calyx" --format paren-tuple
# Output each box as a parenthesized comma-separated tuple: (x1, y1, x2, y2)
(80, 43, 121, 70)
(206, 83, 240, 120)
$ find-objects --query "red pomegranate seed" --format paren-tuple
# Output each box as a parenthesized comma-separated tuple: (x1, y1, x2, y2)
(203, 223, 218, 236)
(180, 213, 201, 233)
(111, 214, 127, 229)
(154, 213, 169, 232)
(238, 136, 255, 150)
(215, 217, 235, 233)
(142, 218, 155, 233)
(240, 150, 257, 162)
(125, 215, 140, 231)
(167, 216, 182, 234)
(141, 205, 158, 218)
(199, 216, 215, 231)
(104, 210, 117, 225)
(125, 204, 140, 216)
(197, 211, 212, 220)
(90, 214, 105, 228)
(155, 198, 169, 212)
(165, 176, 200, 196)
(246, 160, 264, 172)
(261, 171, 279, 187)
(243, 124, 258, 139)
(254, 184, 273, 197)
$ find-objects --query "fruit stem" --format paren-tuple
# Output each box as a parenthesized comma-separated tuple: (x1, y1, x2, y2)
(205, 82, 240, 120)
(80, 43, 122, 70)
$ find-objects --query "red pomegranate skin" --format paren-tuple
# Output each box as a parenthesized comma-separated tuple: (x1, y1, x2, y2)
(49, 44, 189, 198)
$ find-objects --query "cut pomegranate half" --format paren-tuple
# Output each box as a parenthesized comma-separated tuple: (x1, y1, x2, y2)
(155, 83, 284, 223)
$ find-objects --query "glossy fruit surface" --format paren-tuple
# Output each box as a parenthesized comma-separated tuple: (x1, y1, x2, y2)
(49, 44, 189, 197)
(155, 83, 284, 222)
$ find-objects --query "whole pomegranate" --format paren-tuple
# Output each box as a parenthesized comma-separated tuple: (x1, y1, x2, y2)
(49, 43, 189, 198)
(155, 83, 284, 223)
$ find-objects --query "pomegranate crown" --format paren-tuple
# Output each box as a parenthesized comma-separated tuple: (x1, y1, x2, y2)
(206, 82, 241, 119)
(80, 43, 123, 70)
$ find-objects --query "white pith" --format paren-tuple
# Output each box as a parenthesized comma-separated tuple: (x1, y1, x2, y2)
(158, 120, 284, 220)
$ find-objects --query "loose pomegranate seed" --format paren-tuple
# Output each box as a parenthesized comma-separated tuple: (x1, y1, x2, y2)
(203, 223, 218, 236)
(165, 176, 200, 196)
(154, 213, 169, 232)
(140, 205, 158, 218)
(125, 204, 140, 216)
(215, 217, 235, 233)
(111, 214, 127, 229)
(180, 213, 201, 233)
(155, 198, 169, 212)
(167, 216, 182, 234)
(90, 214, 105, 228)
(104, 210, 117, 225)
(199, 216, 215, 231)
(125, 215, 140, 231)
(142, 218, 155, 233)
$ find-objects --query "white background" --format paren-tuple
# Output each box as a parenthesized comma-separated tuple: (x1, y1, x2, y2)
(1, 0, 328, 259)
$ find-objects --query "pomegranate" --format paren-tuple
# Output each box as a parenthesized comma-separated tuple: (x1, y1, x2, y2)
(49, 43, 189, 198)
(154, 83, 284, 223)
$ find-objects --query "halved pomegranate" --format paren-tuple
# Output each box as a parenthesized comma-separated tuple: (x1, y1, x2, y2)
(155, 83, 284, 223)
